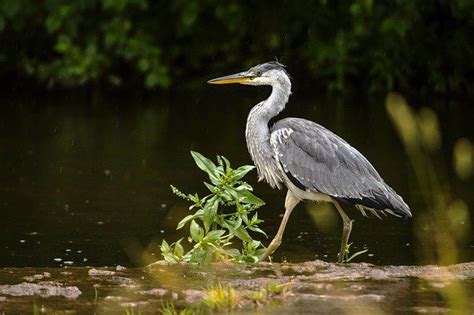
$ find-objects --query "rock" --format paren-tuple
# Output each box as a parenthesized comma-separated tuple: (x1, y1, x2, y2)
(0, 282, 81, 299)
(23, 274, 46, 282)
(182, 289, 205, 304)
(88, 268, 115, 276)
(138, 288, 167, 296)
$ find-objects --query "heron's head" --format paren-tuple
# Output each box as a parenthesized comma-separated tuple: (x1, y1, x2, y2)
(208, 62, 289, 87)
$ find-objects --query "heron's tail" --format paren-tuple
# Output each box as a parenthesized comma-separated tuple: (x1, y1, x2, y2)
(333, 184, 412, 221)
(384, 185, 412, 222)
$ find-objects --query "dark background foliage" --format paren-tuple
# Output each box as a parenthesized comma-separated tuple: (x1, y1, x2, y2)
(1, 0, 473, 101)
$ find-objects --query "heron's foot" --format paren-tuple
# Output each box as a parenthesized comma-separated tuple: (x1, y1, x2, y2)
(337, 218, 354, 263)
(337, 244, 349, 263)
(337, 252, 343, 263)
(258, 238, 281, 262)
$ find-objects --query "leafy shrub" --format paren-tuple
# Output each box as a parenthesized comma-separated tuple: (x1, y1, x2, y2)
(161, 151, 267, 264)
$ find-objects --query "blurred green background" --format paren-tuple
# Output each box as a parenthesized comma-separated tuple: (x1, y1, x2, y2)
(1, 0, 473, 101)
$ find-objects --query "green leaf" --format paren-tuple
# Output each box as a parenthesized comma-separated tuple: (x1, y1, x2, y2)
(162, 253, 179, 263)
(190, 220, 201, 242)
(177, 214, 197, 229)
(220, 155, 231, 172)
(249, 226, 268, 237)
(236, 182, 253, 191)
(233, 217, 242, 230)
(346, 249, 368, 263)
(250, 213, 263, 225)
(174, 239, 184, 257)
(232, 226, 252, 242)
(190, 151, 220, 183)
(204, 230, 225, 242)
(233, 165, 255, 180)
(239, 190, 265, 206)
(189, 193, 200, 204)
(226, 248, 241, 258)
(203, 198, 218, 232)
(160, 239, 170, 253)
(203, 182, 215, 193)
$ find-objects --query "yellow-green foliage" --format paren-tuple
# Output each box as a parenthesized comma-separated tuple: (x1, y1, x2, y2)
(159, 301, 193, 315)
(386, 93, 472, 314)
(203, 284, 238, 310)
(266, 281, 293, 296)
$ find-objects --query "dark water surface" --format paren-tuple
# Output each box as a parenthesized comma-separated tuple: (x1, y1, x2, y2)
(1, 89, 473, 267)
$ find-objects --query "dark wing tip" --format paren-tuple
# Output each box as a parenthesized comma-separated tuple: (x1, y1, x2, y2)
(399, 208, 412, 222)
(334, 193, 412, 222)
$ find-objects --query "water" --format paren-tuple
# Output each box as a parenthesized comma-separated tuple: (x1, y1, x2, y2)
(0, 88, 473, 267)
(0, 261, 473, 313)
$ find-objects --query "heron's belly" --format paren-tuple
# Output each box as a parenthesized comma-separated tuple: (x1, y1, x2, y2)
(285, 180, 333, 203)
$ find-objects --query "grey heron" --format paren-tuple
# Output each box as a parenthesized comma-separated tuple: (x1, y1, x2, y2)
(208, 62, 412, 263)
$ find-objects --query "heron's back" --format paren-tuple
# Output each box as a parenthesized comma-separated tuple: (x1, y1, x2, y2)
(270, 118, 412, 220)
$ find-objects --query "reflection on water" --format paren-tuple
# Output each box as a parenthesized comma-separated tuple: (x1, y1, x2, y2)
(0, 90, 472, 267)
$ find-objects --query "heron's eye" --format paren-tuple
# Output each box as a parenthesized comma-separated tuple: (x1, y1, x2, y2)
(255, 70, 262, 76)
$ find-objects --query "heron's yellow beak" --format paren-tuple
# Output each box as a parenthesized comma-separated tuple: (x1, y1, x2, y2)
(207, 72, 253, 84)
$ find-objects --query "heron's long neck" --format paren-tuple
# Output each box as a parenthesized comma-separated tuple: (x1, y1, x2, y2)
(245, 77, 291, 187)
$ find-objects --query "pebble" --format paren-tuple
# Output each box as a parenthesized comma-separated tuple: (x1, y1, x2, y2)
(88, 268, 115, 276)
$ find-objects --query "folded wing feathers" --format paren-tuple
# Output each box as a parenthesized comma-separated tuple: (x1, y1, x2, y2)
(271, 118, 412, 220)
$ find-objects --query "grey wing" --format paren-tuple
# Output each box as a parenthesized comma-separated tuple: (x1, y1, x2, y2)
(270, 118, 411, 220)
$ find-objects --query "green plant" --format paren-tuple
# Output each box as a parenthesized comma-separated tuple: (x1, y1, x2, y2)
(124, 307, 142, 315)
(202, 284, 239, 310)
(161, 151, 267, 264)
(159, 300, 193, 315)
(248, 289, 266, 304)
(341, 242, 368, 263)
(266, 281, 287, 295)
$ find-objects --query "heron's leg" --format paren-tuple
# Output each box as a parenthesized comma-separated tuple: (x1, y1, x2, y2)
(334, 201, 354, 263)
(259, 190, 300, 262)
